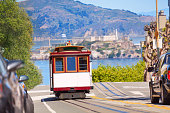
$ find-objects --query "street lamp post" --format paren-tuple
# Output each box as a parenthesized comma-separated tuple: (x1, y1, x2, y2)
(169, 0, 170, 21)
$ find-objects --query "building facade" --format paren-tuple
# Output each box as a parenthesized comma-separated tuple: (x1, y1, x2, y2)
(158, 10, 166, 30)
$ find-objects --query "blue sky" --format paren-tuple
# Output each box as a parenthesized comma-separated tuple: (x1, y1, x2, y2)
(17, 0, 169, 13)
(77, 0, 168, 13)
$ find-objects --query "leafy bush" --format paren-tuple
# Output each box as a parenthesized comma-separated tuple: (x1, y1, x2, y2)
(92, 60, 145, 82)
(0, 0, 42, 89)
(128, 55, 131, 58)
(135, 49, 141, 54)
(108, 52, 115, 58)
(104, 43, 109, 48)
(116, 50, 121, 57)
(123, 53, 126, 56)
(96, 48, 105, 52)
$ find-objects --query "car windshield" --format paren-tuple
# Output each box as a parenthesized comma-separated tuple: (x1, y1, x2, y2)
(167, 55, 170, 64)
(0, 54, 7, 76)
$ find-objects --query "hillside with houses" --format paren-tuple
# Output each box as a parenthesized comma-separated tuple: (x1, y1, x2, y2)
(31, 35, 141, 60)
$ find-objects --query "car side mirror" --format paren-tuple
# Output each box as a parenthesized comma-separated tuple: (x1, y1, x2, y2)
(19, 75, 29, 82)
(7, 60, 24, 72)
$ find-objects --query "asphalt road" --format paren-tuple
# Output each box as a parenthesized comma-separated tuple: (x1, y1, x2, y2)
(28, 82, 170, 113)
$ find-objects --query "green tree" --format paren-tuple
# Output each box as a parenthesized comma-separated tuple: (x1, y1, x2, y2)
(108, 52, 115, 58)
(116, 50, 121, 57)
(0, 0, 42, 89)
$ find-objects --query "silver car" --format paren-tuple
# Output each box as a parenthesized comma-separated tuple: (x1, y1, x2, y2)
(0, 53, 25, 113)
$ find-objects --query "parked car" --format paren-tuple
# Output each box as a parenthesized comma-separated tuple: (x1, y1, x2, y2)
(149, 53, 170, 104)
(18, 75, 34, 113)
(0, 53, 24, 113)
(4, 58, 34, 113)
(0, 54, 13, 113)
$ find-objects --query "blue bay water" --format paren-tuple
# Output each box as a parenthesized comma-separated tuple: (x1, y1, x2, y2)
(33, 58, 141, 85)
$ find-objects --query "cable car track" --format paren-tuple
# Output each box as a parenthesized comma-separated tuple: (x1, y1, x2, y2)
(62, 98, 150, 113)
(74, 99, 149, 113)
(75, 99, 147, 113)
(62, 100, 101, 113)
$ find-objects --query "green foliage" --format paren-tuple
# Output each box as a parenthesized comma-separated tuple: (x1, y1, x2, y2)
(17, 61, 42, 89)
(103, 43, 109, 48)
(78, 40, 96, 50)
(164, 37, 168, 42)
(135, 49, 141, 54)
(92, 60, 145, 82)
(0, 0, 42, 89)
(100, 51, 104, 55)
(128, 55, 131, 58)
(96, 48, 105, 52)
(108, 52, 115, 58)
(116, 50, 121, 57)
(162, 27, 166, 32)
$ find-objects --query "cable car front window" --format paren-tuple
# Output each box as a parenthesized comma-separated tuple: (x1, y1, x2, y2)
(67, 57, 76, 71)
(55, 58, 64, 72)
(79, 57, 87, 71)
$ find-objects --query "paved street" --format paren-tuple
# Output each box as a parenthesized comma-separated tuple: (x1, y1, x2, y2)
(29, 82, 170, 113)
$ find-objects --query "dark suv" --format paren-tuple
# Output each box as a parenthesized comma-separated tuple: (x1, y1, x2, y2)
(149, 53, 170, 104)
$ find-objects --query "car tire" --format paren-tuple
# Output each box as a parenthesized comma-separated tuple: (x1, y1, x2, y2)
(25, 94, 34, 113)
(150, 85, 159, 104)
(161, 84, 170, 105)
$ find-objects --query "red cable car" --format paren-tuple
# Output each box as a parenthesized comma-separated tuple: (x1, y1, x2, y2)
(49, 42, 93, 99)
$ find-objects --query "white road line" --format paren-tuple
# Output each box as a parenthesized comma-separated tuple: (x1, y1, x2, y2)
(123, 86, 148, 89)
(106, 97, 112, 99)
(86, 93, 95, 96)
(28, 90, 52, 93)
(42, 100, 56, 113)
(130, 91, 145, 96)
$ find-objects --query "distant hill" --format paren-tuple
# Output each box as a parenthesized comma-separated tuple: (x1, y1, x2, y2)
(19, 0, 155, 38)
(139, 8, 169, 17)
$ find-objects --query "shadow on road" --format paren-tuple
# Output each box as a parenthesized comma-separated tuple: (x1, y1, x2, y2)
(41, 97, 57, 102)
(41, 97, 92, 102)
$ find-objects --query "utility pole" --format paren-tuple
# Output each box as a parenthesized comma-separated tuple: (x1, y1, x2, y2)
(169, 0, 170, 21)
(156, 0, 160, 57)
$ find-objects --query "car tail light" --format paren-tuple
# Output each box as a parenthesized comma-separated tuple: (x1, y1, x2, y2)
(168, 70, 170, 80)
(22, 84, 25, 89)
(0, 81, 2, 92)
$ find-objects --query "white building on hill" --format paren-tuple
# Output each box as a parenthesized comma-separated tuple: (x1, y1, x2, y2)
(89, 29, 118, 42)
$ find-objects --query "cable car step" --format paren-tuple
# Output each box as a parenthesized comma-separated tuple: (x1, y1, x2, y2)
(59, 92, 86, 99)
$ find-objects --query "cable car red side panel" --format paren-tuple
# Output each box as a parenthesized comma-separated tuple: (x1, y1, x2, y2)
(53, 86, 93, 91)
